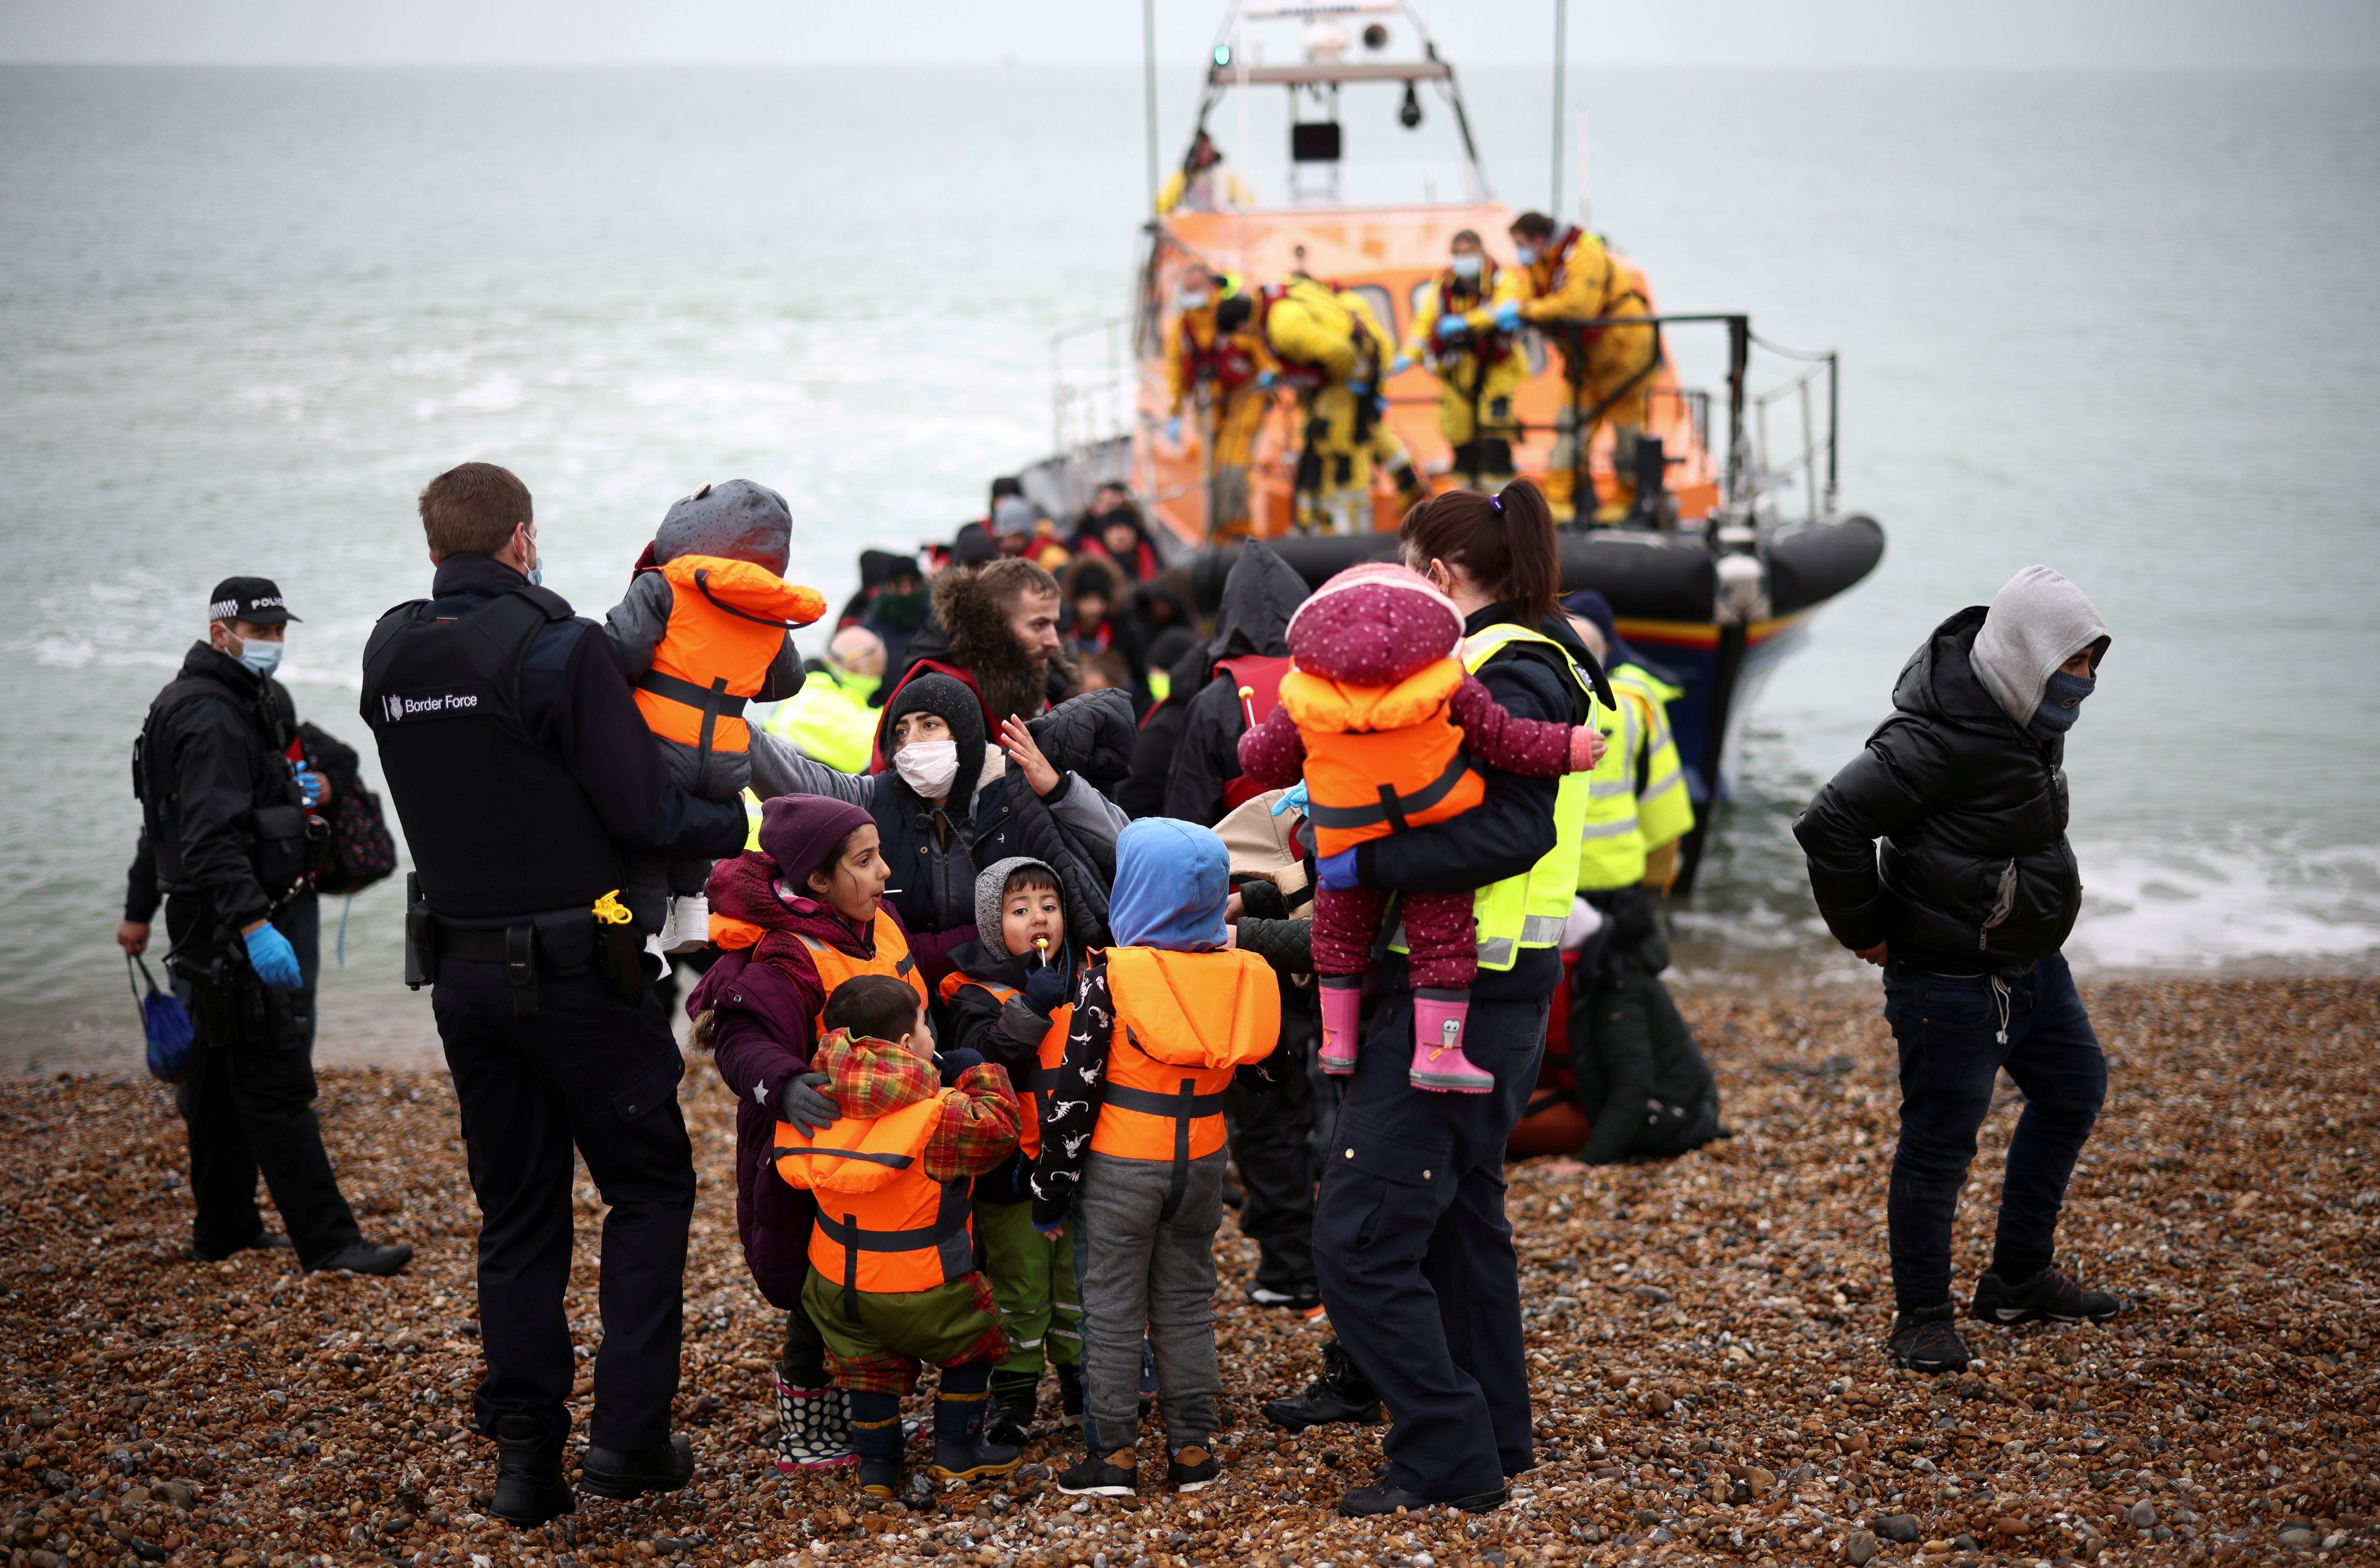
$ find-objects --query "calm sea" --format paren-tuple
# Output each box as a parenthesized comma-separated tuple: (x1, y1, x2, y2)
(3, 64, 2376, 1072)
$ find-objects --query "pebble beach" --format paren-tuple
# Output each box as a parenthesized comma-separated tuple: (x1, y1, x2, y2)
(3, 976, 2374, 1568)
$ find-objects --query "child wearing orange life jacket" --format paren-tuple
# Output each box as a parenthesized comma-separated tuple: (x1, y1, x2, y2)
(938, 856, 1092, 1447)
(774, 972, 1022, 1498)
(1030, 819, 1291, 1499)
(1235, 559, 1603, 1094)
(604, 479, 826, 947)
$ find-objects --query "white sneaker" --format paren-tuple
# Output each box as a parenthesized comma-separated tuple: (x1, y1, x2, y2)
(659, 894, 710, 954)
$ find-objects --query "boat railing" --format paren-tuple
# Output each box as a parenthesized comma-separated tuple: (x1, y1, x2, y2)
(1744, 333, 1841, 526)
(1048, 312, 1203, 521)
(1218, 158, 1486, 209)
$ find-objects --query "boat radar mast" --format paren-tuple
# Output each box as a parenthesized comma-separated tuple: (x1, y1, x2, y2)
(1189, 2, 1487, 209)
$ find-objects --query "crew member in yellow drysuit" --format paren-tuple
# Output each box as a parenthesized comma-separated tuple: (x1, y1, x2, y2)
(1254, 271, 1421, 535)
(1164, 263, 1275, 541)
(1395, 229, 1529, 493)
(1503, 211, 1659, 526)
(1156, 131, 1255, 215)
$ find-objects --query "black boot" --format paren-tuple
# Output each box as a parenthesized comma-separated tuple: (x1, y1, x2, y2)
(1261, 1338, 1381, 1432)
(1056, 1362, 1084, 1428)
(984, 1369, 1041, 1448)
(929, 1391, 1020, 1483)
(578, 1434, 694, 1500)
(489, 1415, 574, 1527)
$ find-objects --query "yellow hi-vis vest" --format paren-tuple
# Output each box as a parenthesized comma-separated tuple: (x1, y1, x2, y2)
(1576, 660, 1694, 891)
(1391, 623, 1600, 971)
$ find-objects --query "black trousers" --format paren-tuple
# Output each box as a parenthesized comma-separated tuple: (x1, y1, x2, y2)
(1313, 971, 1546, 1500)
(1225, 1007, 1325, 1298)
(171, 892, 364, 1267)
(434, 957, 696, 1453)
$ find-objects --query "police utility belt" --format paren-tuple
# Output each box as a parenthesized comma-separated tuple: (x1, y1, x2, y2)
(402, 872, 645, 1017)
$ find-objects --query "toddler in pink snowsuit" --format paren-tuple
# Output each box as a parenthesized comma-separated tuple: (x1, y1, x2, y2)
(1237, 562, 1601, 1092)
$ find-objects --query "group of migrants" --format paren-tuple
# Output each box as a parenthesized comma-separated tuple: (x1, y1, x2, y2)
(121, 454, 2125, 1527)
(1151, 206, 1663, 539)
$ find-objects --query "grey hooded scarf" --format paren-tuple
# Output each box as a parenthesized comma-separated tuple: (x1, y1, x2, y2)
(973, 855, 1064, 958)
(1969, 565, 2111, 729)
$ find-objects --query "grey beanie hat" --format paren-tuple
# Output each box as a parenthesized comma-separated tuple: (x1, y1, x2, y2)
(974, 855, 1064, 957)
(655, 479, 793, 573)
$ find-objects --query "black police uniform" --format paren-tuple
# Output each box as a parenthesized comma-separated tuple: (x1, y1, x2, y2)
(1309, 607, 1574, 1508)
(360, 552, 744, 1458)
(128, 640, 366, 1266)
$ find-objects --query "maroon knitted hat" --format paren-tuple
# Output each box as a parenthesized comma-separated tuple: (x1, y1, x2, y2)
(756, 794, 874, 884)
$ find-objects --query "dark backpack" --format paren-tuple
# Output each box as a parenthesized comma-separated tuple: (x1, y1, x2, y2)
(297, 721, 397, 895)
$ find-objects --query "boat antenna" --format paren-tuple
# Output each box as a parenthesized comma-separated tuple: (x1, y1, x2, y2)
(1549, 0, 1567, 214)
(1143, 0, 1161, 215)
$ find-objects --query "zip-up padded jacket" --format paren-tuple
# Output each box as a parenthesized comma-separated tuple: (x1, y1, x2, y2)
(1792, 606, 2083, 976)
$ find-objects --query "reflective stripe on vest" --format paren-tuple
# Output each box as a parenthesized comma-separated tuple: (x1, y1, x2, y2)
(1577, 662, 1687, 892)
(1391, 623, 1598, 971)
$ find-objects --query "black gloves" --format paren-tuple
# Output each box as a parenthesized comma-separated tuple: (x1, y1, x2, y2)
(1022, 960, 1069, 1013)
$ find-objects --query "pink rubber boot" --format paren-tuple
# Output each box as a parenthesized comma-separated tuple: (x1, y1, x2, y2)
(1409, 988, 1493, 1093)
(1318, 976, 1364, 1075)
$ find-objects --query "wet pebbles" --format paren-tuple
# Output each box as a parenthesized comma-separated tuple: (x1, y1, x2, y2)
(1, 976, 2373, 1566)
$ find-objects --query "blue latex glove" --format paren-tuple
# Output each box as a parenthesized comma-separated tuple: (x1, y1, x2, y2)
(243, 922, 302, 989)
(1254, 370, 1277, 391)
(1165, 416, 1183, 445)
(1270, 780, 1310, 818)
(1439, 316, 1470, 341)
(295, 768, 325, 809)
(776, 1071, 839, 1133)
(1492, 300, 1523, 333)
(1390, 353, 1414, 375)
(1315, 847, 1360, 891)
(1348, 379, 1372, 397)
(1022, 958, 1069, 1012)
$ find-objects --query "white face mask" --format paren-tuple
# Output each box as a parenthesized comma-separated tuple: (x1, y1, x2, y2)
(1450, 254, 1482, 281)
(1178, 289, 1211, 311)
(892, 738, 960, 798)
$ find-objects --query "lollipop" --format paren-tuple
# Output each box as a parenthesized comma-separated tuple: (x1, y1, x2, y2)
(1035, 937, 1050, 964)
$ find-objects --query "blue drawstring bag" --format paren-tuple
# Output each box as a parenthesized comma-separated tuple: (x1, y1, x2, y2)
(130, 953, 194, 1082)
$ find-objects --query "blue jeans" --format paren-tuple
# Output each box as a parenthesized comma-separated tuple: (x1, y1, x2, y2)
(1882, 952, 2106, 1309)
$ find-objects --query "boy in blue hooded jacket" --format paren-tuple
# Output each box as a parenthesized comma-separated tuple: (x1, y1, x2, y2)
(1030, 818, 1290, 1497)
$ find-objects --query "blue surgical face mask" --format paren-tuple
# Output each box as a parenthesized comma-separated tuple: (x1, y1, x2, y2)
(233, 635, 283, 678)
(1514, 244, 1538, 266)
(526, 538, 545, 587)
(1451, 254, 1483, 281)
(2029, 667, 2094, 739)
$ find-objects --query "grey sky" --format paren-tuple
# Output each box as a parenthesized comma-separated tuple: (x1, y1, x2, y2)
(4, 0, 2376, 69)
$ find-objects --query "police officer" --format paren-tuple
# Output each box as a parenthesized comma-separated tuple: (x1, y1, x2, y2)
(120, 577, 408, 1278)
(360, 463, 746, 1526)
(1304, 482, 1605, 1516)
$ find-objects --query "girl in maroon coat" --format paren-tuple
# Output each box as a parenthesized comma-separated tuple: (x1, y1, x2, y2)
(689, 793, 904, 1472)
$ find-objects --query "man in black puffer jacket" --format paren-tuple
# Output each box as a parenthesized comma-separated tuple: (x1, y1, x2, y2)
(1794, 565, 2123, 1375)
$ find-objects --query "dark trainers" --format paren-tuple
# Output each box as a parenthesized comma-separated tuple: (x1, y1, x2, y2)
(1167, 1445, 1219, 1493)
(1337, 1481, 1506, 1517)
(1262, 1338, 1382, 1431)
(1057, 1447, 1140, 1497)
(1972, 1266, 2126, 1327)
(489, 1414, 574, 1527)
(1888, 1302, 1972, 1374)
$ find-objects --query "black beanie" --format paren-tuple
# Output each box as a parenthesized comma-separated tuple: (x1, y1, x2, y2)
(882, 673, 988, 807)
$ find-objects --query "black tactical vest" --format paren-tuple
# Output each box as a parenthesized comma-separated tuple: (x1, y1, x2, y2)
(133, 669, 310, 906)
(360, 586, 624, 921)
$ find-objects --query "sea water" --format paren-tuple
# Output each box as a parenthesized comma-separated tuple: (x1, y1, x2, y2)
(2, 64, 2375, 1071)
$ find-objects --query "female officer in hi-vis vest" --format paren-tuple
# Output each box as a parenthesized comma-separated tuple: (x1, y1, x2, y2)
(1294, 479, 1612, 1517)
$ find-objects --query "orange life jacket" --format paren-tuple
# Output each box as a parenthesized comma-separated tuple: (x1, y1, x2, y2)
(773, 1090, 974, 1319)
(1092, 946, 1280, 1213)
(1179, 311, 1261, 392)
(1214, 654, 1293, 812)
(1277, 658, 1486, 858)
(938, 969, 1071, 1160)
(632, 555, 826, 759)
(706, 907, 930, 1025)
